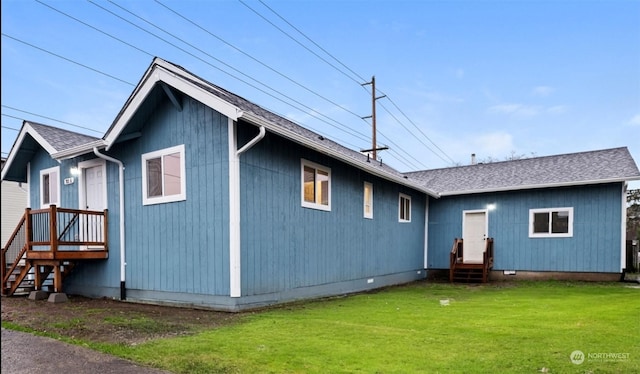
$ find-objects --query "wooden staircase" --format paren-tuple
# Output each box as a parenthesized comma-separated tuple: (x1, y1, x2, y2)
(449, 238, 494, 283)
(2, 206, 108, 296)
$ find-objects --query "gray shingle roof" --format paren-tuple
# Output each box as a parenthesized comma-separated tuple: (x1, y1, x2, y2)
(406, 147, 640, 195)
(165, 60, 410, 180)
(29, 121, 100, 152)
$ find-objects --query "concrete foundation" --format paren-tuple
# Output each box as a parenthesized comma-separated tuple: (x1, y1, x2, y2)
(28, 290, 49, 300)
(47, 293, 68, 303)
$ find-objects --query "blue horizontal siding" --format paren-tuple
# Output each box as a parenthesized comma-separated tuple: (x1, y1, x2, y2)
(428, 184, 623, 273)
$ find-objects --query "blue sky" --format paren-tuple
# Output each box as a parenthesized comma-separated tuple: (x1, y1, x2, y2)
(2, 0, 639, 188)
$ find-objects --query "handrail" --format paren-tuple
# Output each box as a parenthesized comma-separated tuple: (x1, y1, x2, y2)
(1, 209, 28, 295)
(449, 238, 463, 282)
(1, 205, 109, 295)
(482, 238, 494, 283)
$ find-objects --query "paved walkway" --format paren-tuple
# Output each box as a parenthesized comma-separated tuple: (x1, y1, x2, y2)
(1, 328, 170, 374)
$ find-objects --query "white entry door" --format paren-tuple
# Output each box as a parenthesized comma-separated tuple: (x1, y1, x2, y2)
(79, 160, 107, 249)
(463, 210, 488, 264)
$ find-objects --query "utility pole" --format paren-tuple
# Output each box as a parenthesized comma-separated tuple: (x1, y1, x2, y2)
(361, 76, 387, 160)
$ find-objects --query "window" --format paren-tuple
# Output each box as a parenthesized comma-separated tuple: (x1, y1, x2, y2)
(529, 207, 573, 237)
(142, 145, 186, 205)
(40, 166, 60, 207)
(399, 193, 411, 222)
(301, 159, 331, 211)
(363, 182, 373, 219)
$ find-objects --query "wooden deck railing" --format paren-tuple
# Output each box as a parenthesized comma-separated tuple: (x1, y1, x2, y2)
(449, 237, 494, 283)
(1, 205, 108, 296)
(449, 238, 464, 282)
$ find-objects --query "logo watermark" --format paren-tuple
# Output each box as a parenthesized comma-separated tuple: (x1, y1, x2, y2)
(570, 350, 630, 365)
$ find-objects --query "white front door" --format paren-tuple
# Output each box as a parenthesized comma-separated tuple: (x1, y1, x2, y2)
(79, 160, 107, 249)
(463, 210, 488, 264)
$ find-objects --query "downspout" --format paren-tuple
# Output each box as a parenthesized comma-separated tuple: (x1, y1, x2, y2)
(229, 121, 265, 298)
(93, 148, 126, 300)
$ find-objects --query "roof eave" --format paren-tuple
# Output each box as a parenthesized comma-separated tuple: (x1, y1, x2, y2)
(438, 176, 640, 196)
(51, 139, 107, 160)
(1, 121, 58, 181)
(104, 59, 242, 151)
(240, 112, 439, 197)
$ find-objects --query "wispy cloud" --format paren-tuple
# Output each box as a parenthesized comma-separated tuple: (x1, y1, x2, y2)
(532, 86, 555, 97)
(488, 103, 540, 118)
(547, 105, 567, 114)
(469, 132, 514, 159)
(488, 103, 567, 118)
(627, 114, 640, 126)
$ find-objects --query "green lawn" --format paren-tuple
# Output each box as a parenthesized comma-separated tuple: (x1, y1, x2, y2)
(23, 281, 640, 373)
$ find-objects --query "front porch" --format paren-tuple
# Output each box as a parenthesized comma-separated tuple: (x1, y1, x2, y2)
(1, 205, 109, 297)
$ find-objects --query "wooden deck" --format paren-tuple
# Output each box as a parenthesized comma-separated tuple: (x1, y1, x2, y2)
(449, 238, 494, 283)
(1, 205, 108, 296)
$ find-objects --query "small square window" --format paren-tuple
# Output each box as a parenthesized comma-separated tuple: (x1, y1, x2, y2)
(399, 193, 411, 222)
(301, 159, 331, 211)
(142, 145, 186, 205)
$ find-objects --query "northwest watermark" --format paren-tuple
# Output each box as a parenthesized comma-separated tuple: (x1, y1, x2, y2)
(570, 350, 630, 365)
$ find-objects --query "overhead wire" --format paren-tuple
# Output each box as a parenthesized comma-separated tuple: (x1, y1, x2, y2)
(251, 0, 455, 167)
(84, 0, 370, 144)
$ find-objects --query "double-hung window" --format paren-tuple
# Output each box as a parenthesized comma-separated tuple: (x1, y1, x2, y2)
(399, 193, 411, 222)
(301, 159, 331, 211)
(142, 144, 186, 205)
(529, 207, 573, 237)
(40, 166, 60, 208)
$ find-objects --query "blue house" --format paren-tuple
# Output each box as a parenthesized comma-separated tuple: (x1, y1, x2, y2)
(2, 57, 639, 310)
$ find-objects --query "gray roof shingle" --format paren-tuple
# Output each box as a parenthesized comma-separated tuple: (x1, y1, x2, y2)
(406, 147, 640, 195)
(28, 121, 100, 152)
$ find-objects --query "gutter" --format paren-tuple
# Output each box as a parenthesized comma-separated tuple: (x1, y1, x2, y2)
(93, 148, 127, 301)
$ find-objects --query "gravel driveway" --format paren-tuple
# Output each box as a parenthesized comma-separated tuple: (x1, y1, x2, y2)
(1, 328, 170, 374)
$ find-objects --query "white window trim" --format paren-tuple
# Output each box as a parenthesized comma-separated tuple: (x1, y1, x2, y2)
(300, 159, 331, 211)
(399, 193, 411, 223)
(40, 166, 60, 208)
(529, 207, 574, 238)
(363, 181, 373, 219)
(141, 144, 186, 206)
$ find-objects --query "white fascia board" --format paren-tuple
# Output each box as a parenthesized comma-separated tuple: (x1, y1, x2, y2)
(240, 112, 439, 197)
(52, 140, 107, 160)
(438, 177, 640, 196)
(104, 64, 241, 151)
(2, 122, 57, 181)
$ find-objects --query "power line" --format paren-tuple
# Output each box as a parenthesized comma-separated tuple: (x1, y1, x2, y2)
(2, 107, 103, 134)
(246, 1, 455, 167)
(1, 33, 136, 87)
(84, 0, 371, 144)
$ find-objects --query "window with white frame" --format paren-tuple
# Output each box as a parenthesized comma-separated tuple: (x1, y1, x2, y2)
(399, 193, 411, 222)
(363, 182, 373, 219)
(142, 144, 186, 205)
(40, 166, 60, 208)
(529, 207, 573, 237)
(301, 159, 331, 211)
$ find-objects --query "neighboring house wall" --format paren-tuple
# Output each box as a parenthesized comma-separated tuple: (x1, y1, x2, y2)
(1, 179, 28, 246)
(427, 183, 624, 273)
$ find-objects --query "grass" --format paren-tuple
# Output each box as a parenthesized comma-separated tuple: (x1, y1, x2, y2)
(7, 281, 640, 373)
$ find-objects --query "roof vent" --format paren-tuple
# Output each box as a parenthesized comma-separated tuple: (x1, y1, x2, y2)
(471, 153, 477, 165)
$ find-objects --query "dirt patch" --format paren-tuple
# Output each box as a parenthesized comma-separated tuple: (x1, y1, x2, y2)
(1, 295, 242, 345)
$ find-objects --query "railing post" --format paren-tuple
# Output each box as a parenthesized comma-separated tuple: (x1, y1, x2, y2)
(49, 205, 58, 257)
(103, 209, 109, 250)
(25, 208, 32, 254)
